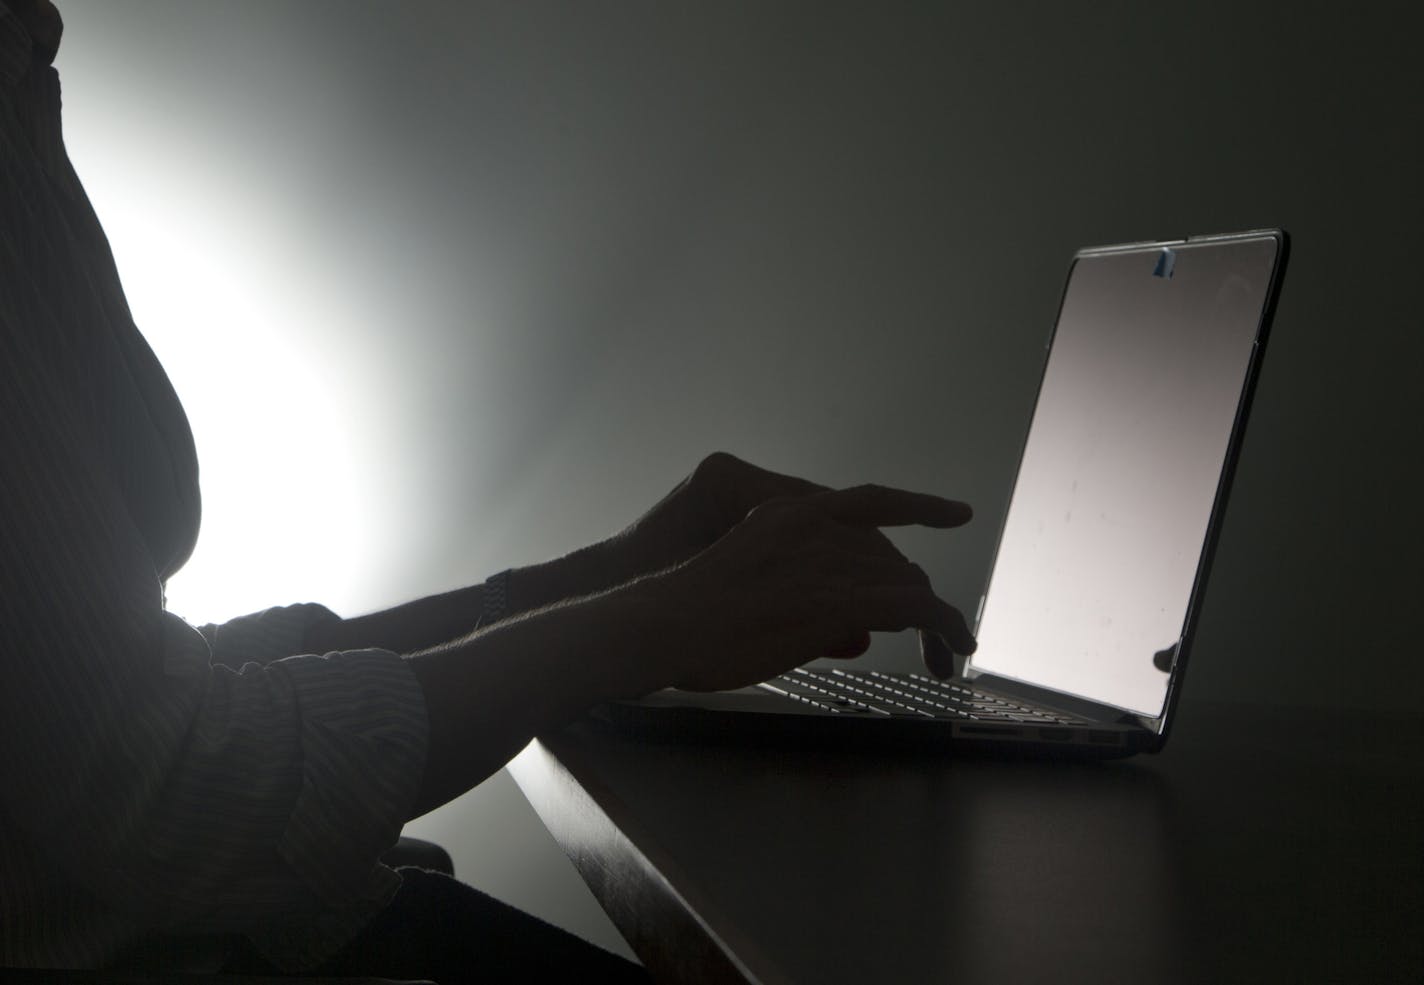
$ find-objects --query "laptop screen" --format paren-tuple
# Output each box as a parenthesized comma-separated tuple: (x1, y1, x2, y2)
(967, 235, 1281, 717)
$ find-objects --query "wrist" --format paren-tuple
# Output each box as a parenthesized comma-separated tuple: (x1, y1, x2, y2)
(406, 579, 663, 815)
(506, 537, 628, 617)
(581, 573, 683, 698)
(476, 569, 511, 629)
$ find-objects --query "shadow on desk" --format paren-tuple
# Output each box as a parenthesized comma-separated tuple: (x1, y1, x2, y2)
(512, 700, 1423, 984)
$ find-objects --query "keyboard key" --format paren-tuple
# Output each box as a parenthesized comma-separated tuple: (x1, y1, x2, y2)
(770, 670, 1085, 724)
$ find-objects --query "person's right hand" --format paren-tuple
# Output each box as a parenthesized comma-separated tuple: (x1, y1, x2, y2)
(644, 483, 976, 692)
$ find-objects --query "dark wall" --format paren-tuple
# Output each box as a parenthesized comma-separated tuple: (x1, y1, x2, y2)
(59, 0, 1421, 708)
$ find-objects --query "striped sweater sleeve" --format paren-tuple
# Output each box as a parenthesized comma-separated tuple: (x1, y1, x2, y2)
(0, 5, 429, 972)
(197, 603, 342, 668)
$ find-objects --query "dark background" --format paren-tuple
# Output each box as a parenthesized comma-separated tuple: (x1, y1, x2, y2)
(55, 0, 1422, 958)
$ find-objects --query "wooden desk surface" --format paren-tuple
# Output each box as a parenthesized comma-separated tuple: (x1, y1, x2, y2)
(509, 701, 1423, 984)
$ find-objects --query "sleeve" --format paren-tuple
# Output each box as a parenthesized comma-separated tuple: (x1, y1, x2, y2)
(0, 353, 431, 969)
(0, 334, 430, 968)
(197, 603, 342, 668)
(0, 43, 429, 975)
(0, 7, 27, 89)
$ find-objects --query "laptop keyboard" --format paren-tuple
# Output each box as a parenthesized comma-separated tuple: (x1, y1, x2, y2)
(759, 667, 1080, 724)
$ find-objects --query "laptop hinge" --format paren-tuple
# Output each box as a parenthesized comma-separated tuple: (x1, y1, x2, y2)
(966, 673, 1138, 725)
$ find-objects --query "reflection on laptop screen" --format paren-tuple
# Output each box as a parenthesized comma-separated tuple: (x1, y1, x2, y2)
(969, 237, 1279, 717)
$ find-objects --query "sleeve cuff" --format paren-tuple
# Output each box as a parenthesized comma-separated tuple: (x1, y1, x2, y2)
(249, 647, 429, 969)
(197, 603, 342, 667)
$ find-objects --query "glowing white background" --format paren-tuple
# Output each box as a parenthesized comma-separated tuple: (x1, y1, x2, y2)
(75, 185, 376, 622)
(55, 15, 421, 623)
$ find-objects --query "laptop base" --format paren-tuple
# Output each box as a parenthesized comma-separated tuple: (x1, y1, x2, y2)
(588, 682, 1146, 760)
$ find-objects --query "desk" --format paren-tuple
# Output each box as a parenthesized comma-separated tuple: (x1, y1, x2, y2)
(509, 701, 1423, 984)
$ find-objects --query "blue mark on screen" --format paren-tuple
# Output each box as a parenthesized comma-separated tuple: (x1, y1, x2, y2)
(1152, 248, 1176, 279)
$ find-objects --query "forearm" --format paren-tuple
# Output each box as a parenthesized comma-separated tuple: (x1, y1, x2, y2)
(403, 576, 669, 818)
(304, 536, 651, 656)
(304, 582, 485, 655)
(507, 534, 659, 616)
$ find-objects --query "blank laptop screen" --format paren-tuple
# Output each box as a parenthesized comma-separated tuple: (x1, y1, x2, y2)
(968, 236, 1280, 717)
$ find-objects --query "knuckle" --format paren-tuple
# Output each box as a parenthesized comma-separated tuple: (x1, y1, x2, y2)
(698, 450, 741, 479)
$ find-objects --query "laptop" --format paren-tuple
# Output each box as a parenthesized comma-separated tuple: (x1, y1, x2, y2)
(590, 229, 1290, 758)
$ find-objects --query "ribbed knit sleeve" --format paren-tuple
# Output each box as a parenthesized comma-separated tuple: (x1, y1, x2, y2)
(197, 603, 342, 668)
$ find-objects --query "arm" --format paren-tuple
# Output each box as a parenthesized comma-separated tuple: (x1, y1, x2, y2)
(296, 451, 765, 657)
(402, 579, 662, 817)
(402, 484, 978, 819)
(0, 275, 425, 974)
(302, 539, 632, 656)
(308, 451, 964, 679)
(0, 27, 427, 968)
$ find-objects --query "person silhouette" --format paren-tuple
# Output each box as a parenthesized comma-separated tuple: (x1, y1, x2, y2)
(0, 3, 973, 979)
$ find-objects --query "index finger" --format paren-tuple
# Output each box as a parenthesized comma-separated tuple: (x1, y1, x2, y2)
(815, 484, 973, 529)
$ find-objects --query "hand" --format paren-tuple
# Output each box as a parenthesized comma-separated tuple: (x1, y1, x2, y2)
(405, 479, 974, 814)
(609, 451, 827, 578)
(611, 452, 969, 677)
(645, 483, 976, 692)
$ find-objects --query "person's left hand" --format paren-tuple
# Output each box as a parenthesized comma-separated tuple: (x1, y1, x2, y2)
(605, 451, 969, 676)
(609, 452, 827, 578)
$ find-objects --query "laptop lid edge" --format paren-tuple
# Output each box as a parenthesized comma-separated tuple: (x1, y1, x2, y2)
(1151, 227, 1291, 750)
